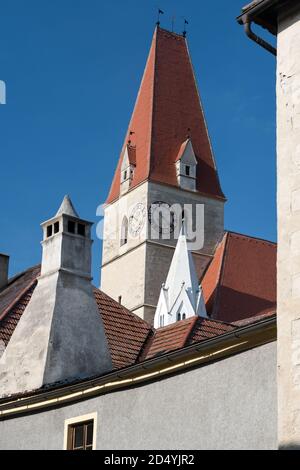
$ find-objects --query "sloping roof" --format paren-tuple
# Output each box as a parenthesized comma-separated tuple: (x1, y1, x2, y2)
(143, 316, 236, 360)
(0, 266, 152, 371)
(127, 145, 136, 166)
(0, 265, 40, 322)
(201, 231, 276, 323)
(93, 289, 151, 369)
(0, 230, 276, 378)
(106, 27, 224, 204)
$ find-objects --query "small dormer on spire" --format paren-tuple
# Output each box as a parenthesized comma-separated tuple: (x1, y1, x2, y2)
(175, 138, 197, 191)
(120, 143, 136, 195)
(154, 223, 207, 328)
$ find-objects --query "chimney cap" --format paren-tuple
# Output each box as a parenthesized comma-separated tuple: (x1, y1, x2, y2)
(55, 195, 79, 218)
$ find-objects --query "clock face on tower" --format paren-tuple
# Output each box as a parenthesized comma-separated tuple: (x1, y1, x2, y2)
(129, 203, 146, 237)
(148, 201, 175, 235)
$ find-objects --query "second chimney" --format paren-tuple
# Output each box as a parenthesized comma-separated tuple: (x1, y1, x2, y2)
(0, 254, 9, 290)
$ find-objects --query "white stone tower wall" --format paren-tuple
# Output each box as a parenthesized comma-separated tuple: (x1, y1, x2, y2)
(101, 181, 224, 323)
(277, 6, 300, 449)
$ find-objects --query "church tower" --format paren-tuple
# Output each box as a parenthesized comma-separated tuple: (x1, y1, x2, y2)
(101, 27, 225, 324)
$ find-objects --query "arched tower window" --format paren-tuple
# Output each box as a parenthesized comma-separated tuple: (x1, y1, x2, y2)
(120, 216, 128, 246)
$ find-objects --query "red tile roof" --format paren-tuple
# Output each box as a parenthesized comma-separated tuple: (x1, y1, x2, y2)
(143, 317, 197, 360)
(0, 266, 152, 371)
(0, 231, 276, 376)
(232, 310, 276, 327)
(0, 265, 40, 323)
(93, 289, 151, 369)
(127, 144, 136, 166)
(0, 269, 238, 369)
(201, 231, 276, 323)
(187, 317, 236, 344)
(0, 282, 37, 347)
(106, 27, 224, 204)
(143, 316, 236, 360)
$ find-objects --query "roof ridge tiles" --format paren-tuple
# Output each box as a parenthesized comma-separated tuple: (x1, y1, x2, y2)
(225, 230, 277, 246)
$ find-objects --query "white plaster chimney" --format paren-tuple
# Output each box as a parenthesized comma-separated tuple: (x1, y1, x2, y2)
(0, 254, 9, 291)
(0, 196, 112, 397)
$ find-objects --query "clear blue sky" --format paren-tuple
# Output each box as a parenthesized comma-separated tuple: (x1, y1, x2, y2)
(0, 0, 276, 285)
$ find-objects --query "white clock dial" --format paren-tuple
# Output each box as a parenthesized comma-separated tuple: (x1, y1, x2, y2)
(129, 203, 146, 237)
(148, 201, 176, 234)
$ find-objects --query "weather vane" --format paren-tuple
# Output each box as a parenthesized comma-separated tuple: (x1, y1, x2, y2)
(156, 8, 164, 26)
(183, 18, 189, 37)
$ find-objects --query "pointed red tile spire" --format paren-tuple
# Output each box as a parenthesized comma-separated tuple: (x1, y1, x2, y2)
(106, 27, 225, 204)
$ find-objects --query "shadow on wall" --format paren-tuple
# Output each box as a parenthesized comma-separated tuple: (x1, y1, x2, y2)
(209, 285, 276, 322)
(279, 443, 300, 450)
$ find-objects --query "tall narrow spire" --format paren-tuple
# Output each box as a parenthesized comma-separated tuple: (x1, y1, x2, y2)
(106, 27, 224, 204)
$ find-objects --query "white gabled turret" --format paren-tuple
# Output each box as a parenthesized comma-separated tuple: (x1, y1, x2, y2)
(154, 224, 207, 328)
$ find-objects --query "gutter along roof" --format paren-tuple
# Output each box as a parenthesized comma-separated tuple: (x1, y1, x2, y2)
(0, 314, 276, 417)
(237, 0, 294, 35)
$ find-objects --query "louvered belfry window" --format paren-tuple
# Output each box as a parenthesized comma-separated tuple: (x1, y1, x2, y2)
(67, 420, 94, 450)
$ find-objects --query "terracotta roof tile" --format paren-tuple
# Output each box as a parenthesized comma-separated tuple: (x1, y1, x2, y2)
(0, 265, 40, 321)
(232, 310, 276, 327)
(188, 317, 236, 344)
(143, 317, 196, 360)
(0, 283, 37, 347)
(202, 233, 227, 310)
(0, 229, 276, 376)
(93, 289, 152, 369)
(143, 316, 236, 361)
(201, 231, 276, 323)
(0, 267, 152, 370)
(106, 27, 224, 204)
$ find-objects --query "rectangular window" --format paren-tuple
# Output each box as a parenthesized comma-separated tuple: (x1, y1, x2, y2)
(47, 225, 53, 238)
(64, 413, 97, 450)
(185, 165, 190, 176)
(77, 223, 86, 237)
(67, 420, 94, 450)
(67, 220, 76, 234)
(54, 221, 60, 234)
